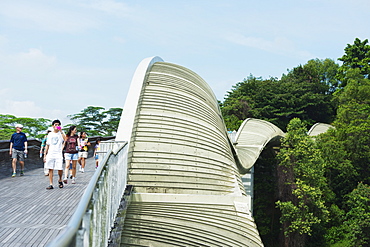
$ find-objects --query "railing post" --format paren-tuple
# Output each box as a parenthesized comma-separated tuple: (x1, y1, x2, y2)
(82, 209, 92, 247)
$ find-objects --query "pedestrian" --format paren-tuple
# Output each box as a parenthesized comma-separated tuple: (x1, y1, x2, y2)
(78, 131, 90, 173)
(40, 127, 53, 176)
(43, 120, 66, 190)
(94, 138, 101, 169)
(63, 126, 79, 184)
(9, 124, 28, 177)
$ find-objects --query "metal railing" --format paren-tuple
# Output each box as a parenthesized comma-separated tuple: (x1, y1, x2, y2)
(47, 140, 129, 247)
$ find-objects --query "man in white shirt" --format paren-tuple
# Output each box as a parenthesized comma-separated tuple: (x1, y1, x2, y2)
(43, 120, 66, 190)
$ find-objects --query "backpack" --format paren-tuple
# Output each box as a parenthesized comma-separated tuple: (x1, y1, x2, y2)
(65, 136, 78, 153)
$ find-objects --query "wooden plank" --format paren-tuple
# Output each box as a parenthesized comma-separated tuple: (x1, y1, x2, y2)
(0, 158, 96, 246)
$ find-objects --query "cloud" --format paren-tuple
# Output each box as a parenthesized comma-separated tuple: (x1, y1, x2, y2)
(83, 0, 131, 17)
(112, 36, 126, 44)
(8, 48, 57, 70)
(0, 35, 8, 46)
(226, 34, 314, 60)
(0, 100, 42, 118)
(0, 48, 57, 85)
(0, 2, 100, 32)
(0, 98, 69, 123)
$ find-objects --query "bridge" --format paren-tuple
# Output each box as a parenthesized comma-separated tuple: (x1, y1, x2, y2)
(1, 57, 332, 246)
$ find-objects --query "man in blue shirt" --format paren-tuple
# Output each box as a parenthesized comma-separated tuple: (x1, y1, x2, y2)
(9, 124, 28, 177)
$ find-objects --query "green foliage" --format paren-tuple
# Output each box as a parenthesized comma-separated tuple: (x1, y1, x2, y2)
(0, 114, 17, 140)
(221, 75, 272, 130)
(220, 59, 338, 132)
(222, 39, 370, 246)
(319, 73, 370, 200)
(316, 129, 356, 204)
(67, 106, 122, 136)
(276, 118, 330, 246)
(342, 182, 370, 247)
(102, 107, 123, 136)
(313, 69, 370, 247)
(16, 117, 51, 139)
(305, 58, 342, 93)
(0, 106, 123, 140)
(278, 59, 337, 128)
(323, 204, 347, 246)
(334, 69, 370, 127)
(0, 114, 50, 140)
(337, 38, 370, 87)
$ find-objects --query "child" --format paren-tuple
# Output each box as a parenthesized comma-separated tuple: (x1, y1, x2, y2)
(94, 138, 101, 169)
(78, 132, 90, 173)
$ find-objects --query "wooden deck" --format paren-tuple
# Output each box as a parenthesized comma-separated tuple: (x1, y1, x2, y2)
(0, 158, 96, 246)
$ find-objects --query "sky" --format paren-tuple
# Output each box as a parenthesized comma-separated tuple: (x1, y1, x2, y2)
(0, 0, 369, 126)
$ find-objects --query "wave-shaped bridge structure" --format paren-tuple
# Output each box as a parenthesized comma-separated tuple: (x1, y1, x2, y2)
(114, 56, 287, 247)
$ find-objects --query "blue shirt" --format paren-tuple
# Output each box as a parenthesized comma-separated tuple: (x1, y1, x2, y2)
(10, 132, 28, 151)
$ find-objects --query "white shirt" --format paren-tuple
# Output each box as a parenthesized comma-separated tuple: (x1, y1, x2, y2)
(46, 131, 64, 159)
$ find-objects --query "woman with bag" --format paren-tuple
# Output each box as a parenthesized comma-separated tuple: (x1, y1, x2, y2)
(63, 126, 79, 184)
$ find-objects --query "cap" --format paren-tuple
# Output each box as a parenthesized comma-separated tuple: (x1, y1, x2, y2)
(15, 124, 23, 128)
(47, 127, 54, 132)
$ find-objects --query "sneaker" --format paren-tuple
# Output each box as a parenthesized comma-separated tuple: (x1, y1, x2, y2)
(12, 172, 16, 177)
(81, 168, 84, 173)
(72, 178, 76, 184)
(63, 178, 68, 184)
(20, 170, 24, 176)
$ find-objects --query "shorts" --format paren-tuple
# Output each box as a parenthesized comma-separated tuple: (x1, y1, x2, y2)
(65, 153, 79, 161)
(45, 157, 63, 170)
(78, 151, 88, 159)
(12, 149, 25, 161)
(94, 154, 99, 160)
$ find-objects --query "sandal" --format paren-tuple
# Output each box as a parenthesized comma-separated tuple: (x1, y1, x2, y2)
(59, 181, 64, 188)
(46, 185, 54, 190)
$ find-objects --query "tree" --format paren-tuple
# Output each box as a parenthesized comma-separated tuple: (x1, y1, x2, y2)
(221, 75, 263, 130)
(337, 38, 370, 87)
(320, 70, 370, 198)
(278, 59, 337, 128)
(0, 114, 17, 140)
(68, 106, 106, 136)
(16, 117, 50, 139)
(315, 69, 370, 245)
(0, 114, 50, 140)
(343, 182, 370, 247)
(275, 118, 330, 247)
(304, 58, 341, 93)
(221, 59, 338, 132)
(101, 107, 123, 136)
(67, 106, 122, 136)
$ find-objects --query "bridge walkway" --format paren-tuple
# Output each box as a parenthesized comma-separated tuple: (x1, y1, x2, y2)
(0, 157, 96, 247)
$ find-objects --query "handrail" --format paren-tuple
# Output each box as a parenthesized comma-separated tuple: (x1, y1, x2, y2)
(46, 141, 128, 247)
